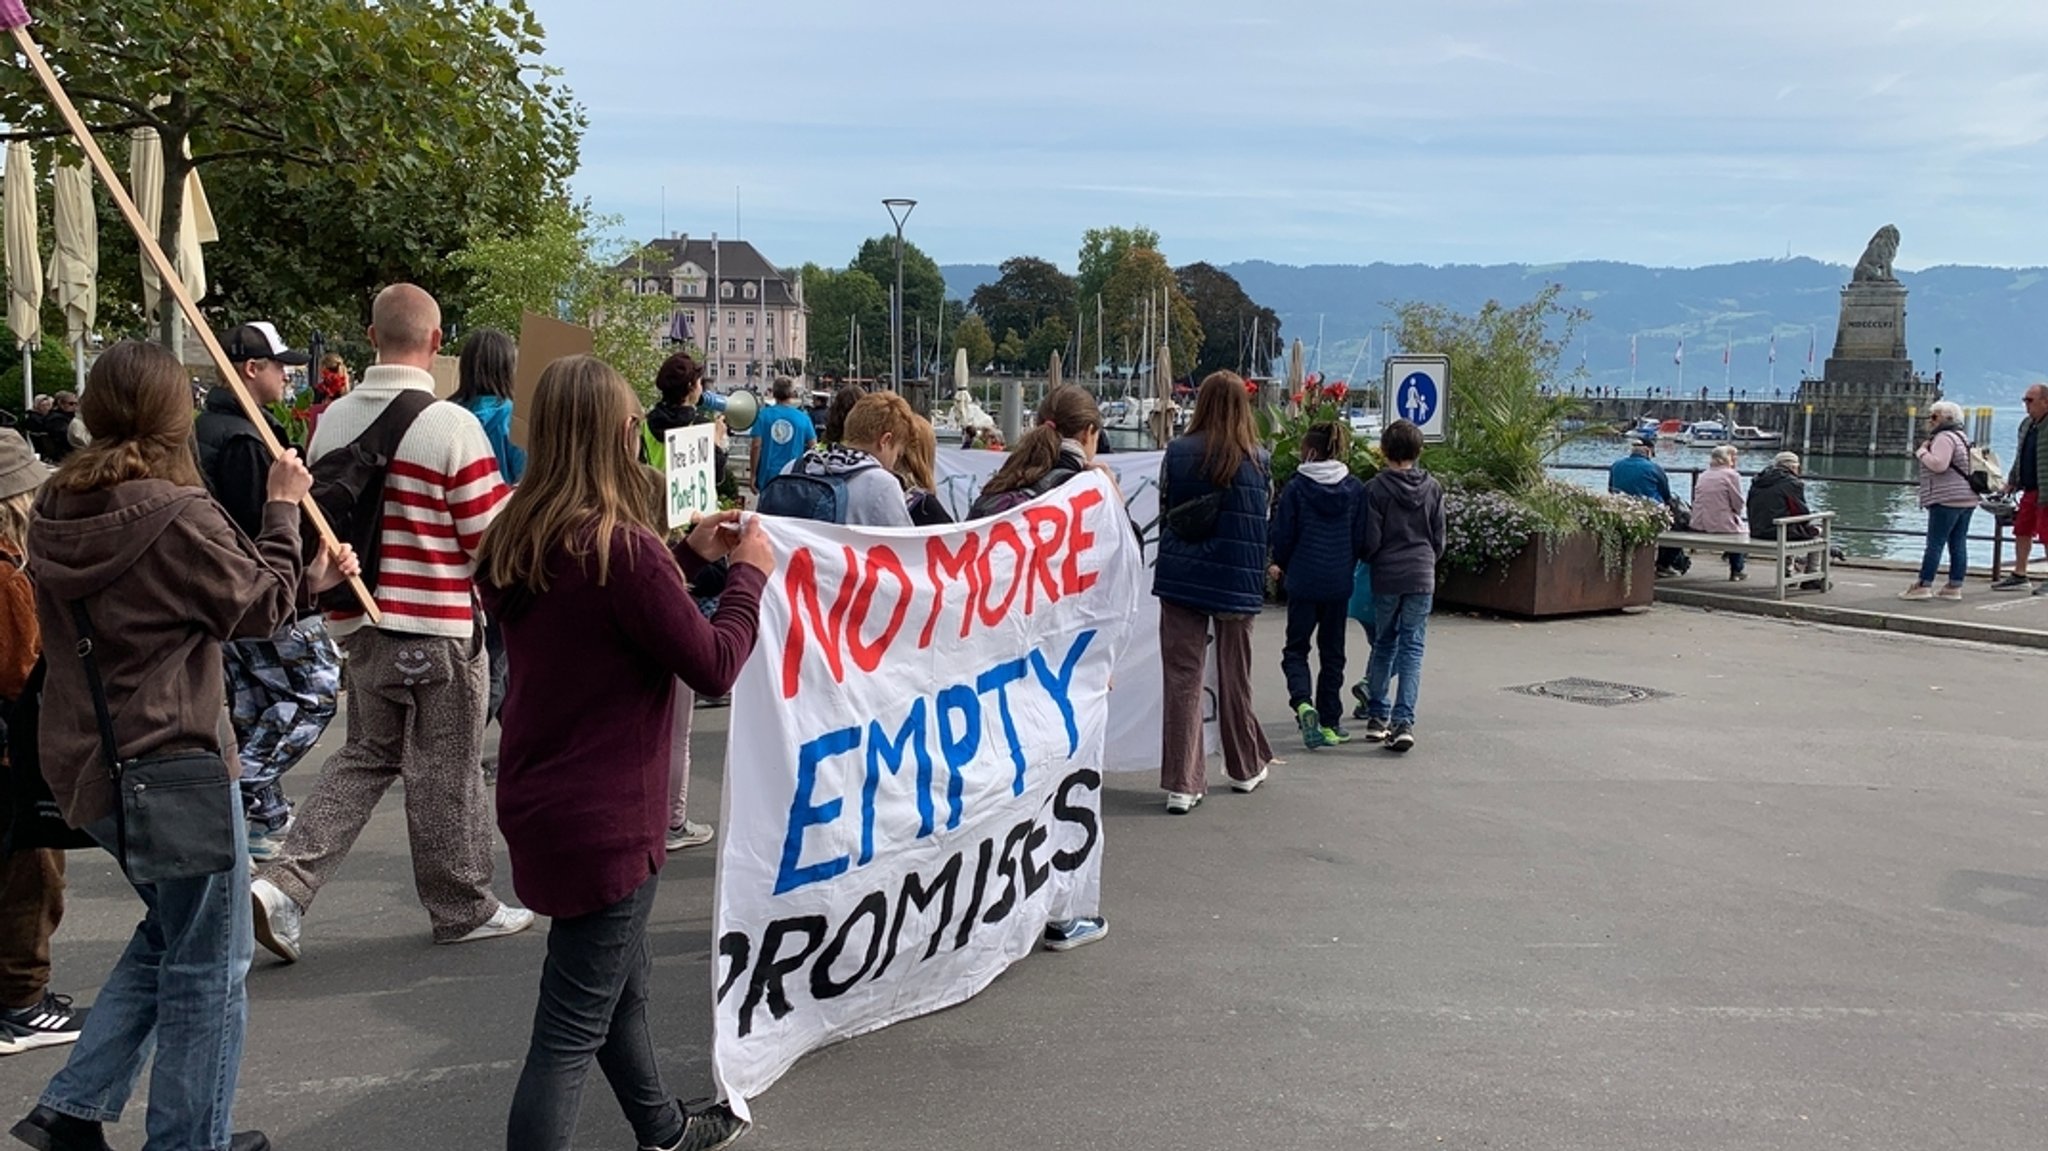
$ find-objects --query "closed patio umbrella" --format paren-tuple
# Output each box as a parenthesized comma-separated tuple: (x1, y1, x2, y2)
(130, 126, 216, 329)
(47, 162, 94, 391)
(5, 141, 42, 404)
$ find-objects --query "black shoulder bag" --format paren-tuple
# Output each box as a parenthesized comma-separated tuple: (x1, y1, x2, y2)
(70, 601, 236, 883)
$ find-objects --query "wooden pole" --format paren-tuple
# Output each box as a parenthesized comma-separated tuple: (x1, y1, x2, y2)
(6, 17, 377, 620)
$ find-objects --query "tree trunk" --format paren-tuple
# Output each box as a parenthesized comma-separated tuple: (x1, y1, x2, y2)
(155, 113, 190, 353)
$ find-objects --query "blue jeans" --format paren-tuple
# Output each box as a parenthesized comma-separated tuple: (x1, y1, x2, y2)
(1364, 592, 1432, 727)
(40, 787, 252, 1151)
(1919, 504, 1974, 586)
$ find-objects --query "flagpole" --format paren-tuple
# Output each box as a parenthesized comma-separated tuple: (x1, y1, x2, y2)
(2, 2, 376, 620)
(1629, 334, 1637, 391)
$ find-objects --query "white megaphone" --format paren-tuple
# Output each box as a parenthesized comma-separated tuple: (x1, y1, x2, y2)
(714, 388, 759, 433)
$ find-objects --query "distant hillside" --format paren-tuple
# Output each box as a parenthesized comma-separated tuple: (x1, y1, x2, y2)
(943, 258, 2048, 408)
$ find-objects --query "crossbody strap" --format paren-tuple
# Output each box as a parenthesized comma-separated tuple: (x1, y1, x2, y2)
(67, 600, 127, 864)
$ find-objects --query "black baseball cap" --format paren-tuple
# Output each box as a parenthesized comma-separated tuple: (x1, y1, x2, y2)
(221, 322, 310, 366)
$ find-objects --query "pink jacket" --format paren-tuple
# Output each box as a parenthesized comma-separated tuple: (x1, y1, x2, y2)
(1690, 466, 1746, 533)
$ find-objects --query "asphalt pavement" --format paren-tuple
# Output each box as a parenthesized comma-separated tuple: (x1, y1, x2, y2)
(4, 604, 2045, 1151)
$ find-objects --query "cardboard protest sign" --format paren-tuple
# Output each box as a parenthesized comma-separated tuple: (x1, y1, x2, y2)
(931, 447, 1219, 771)
(713, 473, 1143, 1119)
(665, 423, 719, 529)
(511, 311, 593, 448)
(428, 355, 461, 399)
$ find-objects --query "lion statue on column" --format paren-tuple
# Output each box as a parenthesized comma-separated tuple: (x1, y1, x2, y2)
(1852, 224, 1900, 283)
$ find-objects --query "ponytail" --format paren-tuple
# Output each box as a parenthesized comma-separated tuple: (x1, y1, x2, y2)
(981, 424, 1064, 497)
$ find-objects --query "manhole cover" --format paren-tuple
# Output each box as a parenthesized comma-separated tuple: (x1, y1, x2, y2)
(1506, 677, 1673, 707)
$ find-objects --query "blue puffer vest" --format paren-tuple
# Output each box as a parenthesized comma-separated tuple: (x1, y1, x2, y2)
(1153, 434, 1272, 615)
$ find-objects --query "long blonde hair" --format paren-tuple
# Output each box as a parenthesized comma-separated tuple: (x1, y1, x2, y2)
(0, 489, 34, 557)
(476, 355, 665, 594)
(895, 415, 939, 492)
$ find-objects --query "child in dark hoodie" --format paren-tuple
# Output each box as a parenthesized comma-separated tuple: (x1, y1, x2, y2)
(1357, 419, 1445, 753)
(1269, 422, 1368, 749)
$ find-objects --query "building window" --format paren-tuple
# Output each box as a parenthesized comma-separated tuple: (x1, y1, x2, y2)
(726, 363, 736, 378)
(745, 313, 755, 327)
(720, 282, 734, 299)
(745, 339, 755, 354)
(727, 312, 736, 327)
(765, 335, 776, 351)
(726, 338, 736, 353)
(708, 309, 717, 324)
(743, 283, 757, 301)
(762, 314, 775, 332)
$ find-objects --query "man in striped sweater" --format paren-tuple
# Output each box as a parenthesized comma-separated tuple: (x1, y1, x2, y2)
(250, 284, 532, 961)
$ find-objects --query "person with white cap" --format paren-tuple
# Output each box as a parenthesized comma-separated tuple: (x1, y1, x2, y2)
(199, 322, 343, 865)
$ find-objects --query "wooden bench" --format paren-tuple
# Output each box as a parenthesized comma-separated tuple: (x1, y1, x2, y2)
(1657, 511, 1836, 601)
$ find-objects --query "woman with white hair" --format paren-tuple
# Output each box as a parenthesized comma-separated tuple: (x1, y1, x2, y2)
(1905, 399, 1978, 600)
(1691, 445, 1748, 579)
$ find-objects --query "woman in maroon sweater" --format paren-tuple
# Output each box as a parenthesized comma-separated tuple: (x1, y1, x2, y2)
(475, 355, 770, 1151)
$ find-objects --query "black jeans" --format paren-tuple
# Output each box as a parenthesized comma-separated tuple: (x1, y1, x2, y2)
(507, 874, 681, 1151)
(1281, 596, 1349, 722)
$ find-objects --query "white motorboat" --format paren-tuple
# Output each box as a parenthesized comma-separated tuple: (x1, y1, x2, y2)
(1677, 420, 1729, 446)
(1730, 423, 1782, 447)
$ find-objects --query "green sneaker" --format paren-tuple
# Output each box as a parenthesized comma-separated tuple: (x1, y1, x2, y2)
(1321, 726, 1352, 745)
(1295, 703, 1329, 749)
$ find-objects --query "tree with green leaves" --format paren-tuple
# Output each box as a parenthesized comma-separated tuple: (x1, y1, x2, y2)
(1102, 247, 1202, 380)
(953, 314, 995, 372)
(0, 0, 581, 344)
(850, 236, 948, 365)
(798, 263, 888, 379)
(448, 201, 671, 401)
(969, 257, 1075, 352)
(996, 328, 1027, 371)
(1175, 262, 1281, 380)
(1024, 316, 1072, 372)
(1075, 225, 1161, 307)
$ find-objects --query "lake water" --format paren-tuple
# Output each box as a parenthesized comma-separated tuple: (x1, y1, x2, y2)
(1548, 438, 1969, 563)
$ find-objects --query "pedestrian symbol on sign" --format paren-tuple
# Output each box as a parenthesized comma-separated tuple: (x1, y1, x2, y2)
(1398, 372, 1437, 426)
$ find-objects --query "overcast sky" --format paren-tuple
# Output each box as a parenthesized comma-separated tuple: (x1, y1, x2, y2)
(526, 0, 2048, 273)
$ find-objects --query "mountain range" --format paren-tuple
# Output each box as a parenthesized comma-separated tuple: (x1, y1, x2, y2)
(941, 258, 2048, 409)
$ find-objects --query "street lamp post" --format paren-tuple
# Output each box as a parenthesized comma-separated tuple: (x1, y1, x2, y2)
(883, 198, 917, 406)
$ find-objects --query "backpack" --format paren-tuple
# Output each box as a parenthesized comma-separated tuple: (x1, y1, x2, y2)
(1943, 429, 1993, 495)
(4, 658, 95, 853)
(305, 391, 436, 613)
(968, 465, 1079, 519)
(757, 470, 853, 524)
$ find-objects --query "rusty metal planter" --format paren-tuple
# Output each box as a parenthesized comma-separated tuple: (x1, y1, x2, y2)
(1436, 532, 1654, 617)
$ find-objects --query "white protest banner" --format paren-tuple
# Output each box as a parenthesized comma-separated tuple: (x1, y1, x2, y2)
(665, 423, 719, 529)
(713, 472, 1143, 1119)
(932, 447, 1218, 771)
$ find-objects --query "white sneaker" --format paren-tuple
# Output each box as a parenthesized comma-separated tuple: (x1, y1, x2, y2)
(666, 820, 716, 851)
(1230, 767, 1269, 794)
(1164, 791, 1202, 814)
(1898, 584, 1934, 600)
(443, 904, 536, 945)
(250, 877, 302, 964)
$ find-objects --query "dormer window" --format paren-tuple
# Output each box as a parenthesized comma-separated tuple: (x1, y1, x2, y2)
(743, 283, 758, 301)
(720, 282, 735, 300)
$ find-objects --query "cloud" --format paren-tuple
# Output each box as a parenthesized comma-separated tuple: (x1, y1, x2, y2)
(527, 0, 2048, 269)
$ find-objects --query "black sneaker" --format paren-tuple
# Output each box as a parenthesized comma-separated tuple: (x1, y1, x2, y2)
(1385, 723, 1416, 753)
(1350, 680, 1371, 721)
(649, 1100, 750, 1151)
(9, 1105, 112, 1151)
(1993, 574, 2032, 591)
(0, 993, 85, 1055)
(1361, 716, 1390, 743)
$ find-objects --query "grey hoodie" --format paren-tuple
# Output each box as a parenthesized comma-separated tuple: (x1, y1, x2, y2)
(1361, 466, 1446, 595)
(791, 444, 912, 528)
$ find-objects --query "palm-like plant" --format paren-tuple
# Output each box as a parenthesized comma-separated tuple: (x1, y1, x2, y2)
(1391, 284, 1597, 493)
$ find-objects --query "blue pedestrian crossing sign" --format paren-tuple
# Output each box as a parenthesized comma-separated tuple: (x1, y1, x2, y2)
(1382, 355, 1450, 442)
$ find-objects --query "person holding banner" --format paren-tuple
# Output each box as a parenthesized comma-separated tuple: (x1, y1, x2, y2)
(1154, 372, 1274, 813)
(476, 354, 768, 1151)
(16, 340, 355, 1151)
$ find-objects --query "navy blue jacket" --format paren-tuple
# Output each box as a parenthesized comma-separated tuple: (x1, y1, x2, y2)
(1153, 434, 1272, 616)
(1269, 462, 1368, 601)
(1608, 453, 1672, 504)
